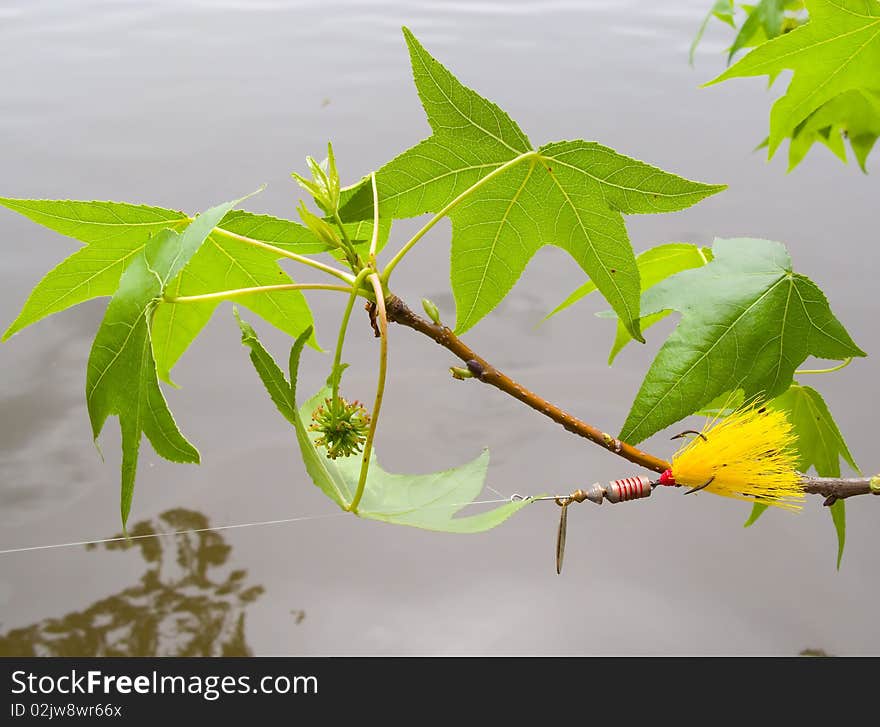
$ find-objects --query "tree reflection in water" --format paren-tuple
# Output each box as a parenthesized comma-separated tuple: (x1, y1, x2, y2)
(0, 509, 270, 656)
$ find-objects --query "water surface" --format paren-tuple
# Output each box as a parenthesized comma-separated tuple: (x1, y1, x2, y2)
(1, 0, 877, 655)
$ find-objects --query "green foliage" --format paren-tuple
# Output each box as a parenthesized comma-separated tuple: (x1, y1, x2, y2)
(546, 243, 713, 364)
(830, 499, 846, 570)
(86, 197, 248, 529)
(0, 197, 393, 386)
(704, 0, 880, 170)
(218, 209, 388, 259)
(770, 383, 858, 476)
(787, 89, 880, 172)
(760, 383, 857, 566)
(153, 226, 318, 384)
(237, 319, 530, 532)
(340, 28, 724, 338)
(690, 1, 736, 65)
(620, 238, 864, 444)
(292, 142, 341, 214)
(0, 199, 190, 340)
(726, 1, 804, 62)
(691, 0, 806, 64)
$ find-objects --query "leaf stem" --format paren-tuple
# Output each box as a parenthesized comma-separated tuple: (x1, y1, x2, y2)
(212, 227, 356, 285)
(348, 273, 389, 513)
(331, 210, 363, 271)
(330, 269, 371, 401)
(696, 246, 709, 265)
(368, 172, 380, 264)
(380, 150, 538, 284)
(164, 283, 355, 305)
(794, 357, 853, 375)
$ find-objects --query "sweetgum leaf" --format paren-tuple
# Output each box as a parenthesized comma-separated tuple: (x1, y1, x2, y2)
(151, 211, 388, 381)
(766, 383, 858, 566)
(86, 197, 249, 529)
(787, 89, 880, 171)
(219, 210, 390, 259)
(152, 229, 318, 384)
(620, 238, 864, 444)
(727, 0, 787, 63)
(690, 1, 736, 66)
(237, 318, 530, 532)
(770, 384, 858, 476)
(546, 243, 713, 364)
(0, 200, 381, 380)
(708, 0, 880, 156)
(339, 28, 724, 337)
(830, 499, 846, 570)
(743, 504, 769, 527)
(0, 199, 190, 339)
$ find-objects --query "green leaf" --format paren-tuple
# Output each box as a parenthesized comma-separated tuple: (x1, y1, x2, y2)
(213, 210, 389, 259)
(235, 309, 299, 427)
(695, 388, 745, 417)
(830, 499, 846, 570)
(708, 0, 880, 156)
(768, 383, 859, 476)
(1, 199, 386, 380)
(744, 502, 768, 527)
(789, 113, 848, 170)
(340, 28, 724, 338)
(237, 317, 530, 532)
(787, 89, 880, 171)
(546, 243, 713, 364)
(0, 199, 190, 340)
(0, 198, 391, 352)
(151, 229, 318, 384)
(766, 382, 858, 566)
(86, 197, 248, 529)
(150, 211, 389, 383)
(690, 1, 736, 65)
(0, 198, 189, 246)
(620, 238, 864, 444)
(728, 0, 786, 62)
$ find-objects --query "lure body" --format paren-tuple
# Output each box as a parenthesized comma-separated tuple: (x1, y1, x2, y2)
(553, 404, 803, 574)
(669, 404, 803, 510)
(556, 476, 653, 573)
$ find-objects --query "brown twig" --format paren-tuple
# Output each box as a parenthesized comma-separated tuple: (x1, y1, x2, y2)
(801, 478, 879, 506)
(384, 294, 670, 474)
(384, 294, 879, 503)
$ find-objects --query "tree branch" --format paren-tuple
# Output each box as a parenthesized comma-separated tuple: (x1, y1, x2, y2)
(384, 294, 670, 474)
(801, 477, 880, 506)
(384, 294, 880, 503)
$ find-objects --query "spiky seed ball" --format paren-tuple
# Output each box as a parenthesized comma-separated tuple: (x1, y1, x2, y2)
(309, 396, 371, 460)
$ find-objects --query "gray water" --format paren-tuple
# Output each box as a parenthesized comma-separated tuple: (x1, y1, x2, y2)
(0, 0, 877, 655)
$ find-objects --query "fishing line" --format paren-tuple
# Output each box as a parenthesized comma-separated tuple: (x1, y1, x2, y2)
(0, 497, 522, 556)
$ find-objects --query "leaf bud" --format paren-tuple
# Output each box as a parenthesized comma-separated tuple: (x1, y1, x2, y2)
(421, 298, 441, 324)
(297, 201, 342, 249)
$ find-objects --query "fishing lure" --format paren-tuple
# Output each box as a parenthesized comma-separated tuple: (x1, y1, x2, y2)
(663, 402, 803, 509)
(549, 402, 803, 573)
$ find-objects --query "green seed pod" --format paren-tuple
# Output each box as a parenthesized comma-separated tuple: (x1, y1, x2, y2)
(309, 395, 371, 460)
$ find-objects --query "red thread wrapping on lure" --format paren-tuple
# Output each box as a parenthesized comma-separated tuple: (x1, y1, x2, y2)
(659, 469, 676, 486)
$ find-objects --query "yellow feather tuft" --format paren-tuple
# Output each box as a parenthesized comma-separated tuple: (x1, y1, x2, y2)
(671, 403, 804, 511)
